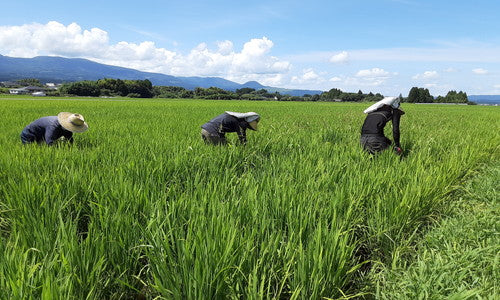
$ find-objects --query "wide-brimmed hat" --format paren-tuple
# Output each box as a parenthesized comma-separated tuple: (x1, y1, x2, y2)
(363, 97, 401, 114)
(225, 111, 260, 123)
(57, 112, 89, 133)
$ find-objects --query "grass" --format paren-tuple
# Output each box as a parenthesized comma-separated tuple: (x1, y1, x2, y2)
(371, 161, 499, 299)
(0, 95, 499, 298)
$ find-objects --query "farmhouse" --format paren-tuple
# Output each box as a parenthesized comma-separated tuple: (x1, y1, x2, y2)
(0, 81, 18, 88)
(32, 91, 46, 96)
(9, 86, 47, 95)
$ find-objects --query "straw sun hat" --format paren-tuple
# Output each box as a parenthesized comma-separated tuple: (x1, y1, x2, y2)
(57, 112, 89, 133)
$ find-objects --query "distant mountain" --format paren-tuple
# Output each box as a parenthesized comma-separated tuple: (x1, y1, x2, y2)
(0, 54, 323, 96)
(468, 95, 500, 105)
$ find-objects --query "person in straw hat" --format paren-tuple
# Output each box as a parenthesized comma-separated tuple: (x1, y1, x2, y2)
(360, 96, 405, 155)
(201, 111, 260, 145)
(20, 112, 88, 145)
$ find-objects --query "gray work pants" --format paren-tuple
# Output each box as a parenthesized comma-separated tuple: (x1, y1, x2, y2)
(201, 129, 227, 145)
(360, 134, 391, 154)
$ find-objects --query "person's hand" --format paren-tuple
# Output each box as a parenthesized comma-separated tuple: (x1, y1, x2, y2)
(394, 146, 402, 155)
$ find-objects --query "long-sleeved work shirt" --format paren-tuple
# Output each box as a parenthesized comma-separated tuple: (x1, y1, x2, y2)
(361, 106, 404, 147)
(201, 113, 250, 144)
(21, 116, 73, 145)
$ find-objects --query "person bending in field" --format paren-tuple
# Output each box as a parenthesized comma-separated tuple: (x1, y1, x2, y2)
(360, 97, 404, 155)
(20, 112, 88, 145)
(201, 111, 260, 145)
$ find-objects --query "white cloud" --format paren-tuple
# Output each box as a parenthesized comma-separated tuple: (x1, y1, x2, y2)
(493, 84, 500, 88)
(412, 70, 439, 80)
(344, 68, 396, 88)
(356, 68, 390, 77)
(329, 51, 348, 63)
(329, 76, 342, 82)
(303, 69, 320, 80)
(228, 73, 285, 87)
(0, 21, 291, 83)
(216, 40, 233, 55)
(258, 74, 285, 86)
(443, 67, 457, 72)
(0, 21, 109, 57)
(472, 68, 488, 74)
(291, 68, 325, 85)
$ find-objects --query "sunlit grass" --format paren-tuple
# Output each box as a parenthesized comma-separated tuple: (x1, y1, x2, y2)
(0, 97, 498, 298)
(372, 162, 499, 299)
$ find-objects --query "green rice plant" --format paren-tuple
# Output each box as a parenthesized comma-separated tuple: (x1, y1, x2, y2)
(372, 161, 499, 299)
(0, 96, 498, 298)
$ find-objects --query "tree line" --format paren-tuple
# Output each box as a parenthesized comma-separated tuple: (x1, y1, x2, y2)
(59, 79, 154, 98)
(1, 78, 472, 103)
(404, 87, 470, 103)
(52, 78, 387, 102)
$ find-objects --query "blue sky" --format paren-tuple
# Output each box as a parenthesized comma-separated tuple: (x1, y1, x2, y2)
(1, 0, 500, 95)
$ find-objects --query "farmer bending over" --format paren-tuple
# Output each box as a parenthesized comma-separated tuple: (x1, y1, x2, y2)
(201, 111, 260, 145)
(20, 112, 88, 145)
(360, 97, 404, 155)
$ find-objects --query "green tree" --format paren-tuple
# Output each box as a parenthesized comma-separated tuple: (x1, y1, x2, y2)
(407, 87, 434, 103)
(60, 81, 100, 97)
(153, 86, 193, 98)
(17, 78, 43, 87)
(97, 78, 128, 96)
(320, 88, 343, 101)
(235, 88, 255, 95)
(124, 79, 153, 98)
(407, 87, 419, 103)
(442, 90, 468, 103)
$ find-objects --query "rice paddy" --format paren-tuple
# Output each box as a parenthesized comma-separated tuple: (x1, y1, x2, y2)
(0, 96, 498, 298)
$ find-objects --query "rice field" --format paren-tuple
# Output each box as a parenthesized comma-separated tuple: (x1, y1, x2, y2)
(0, 96, 498, 299)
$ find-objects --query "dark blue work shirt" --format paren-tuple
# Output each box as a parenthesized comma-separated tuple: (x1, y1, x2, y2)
(21, 116, 73, 145)
(201, 113, 250, 143)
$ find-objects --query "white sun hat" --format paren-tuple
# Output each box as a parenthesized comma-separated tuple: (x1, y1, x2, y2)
(363, 97, 401, 114)
(225, 111, 260, 123)
(57, 112, 89, 133)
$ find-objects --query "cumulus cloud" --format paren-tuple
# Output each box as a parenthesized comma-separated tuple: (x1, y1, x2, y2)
(472, 68, 488, 74)
(291, 68, 325, 85)
(342, 68, 395, 87)
(329, 76, 342, 82)
(329, 51, 348, 63)
(217, 40, 233, 55)
(494, 84, 500, 88)
(0, 21, 109, 57)
(356, 68, 390, 77)
(0, 21, 291, 82)
(412, 70, 439, 80)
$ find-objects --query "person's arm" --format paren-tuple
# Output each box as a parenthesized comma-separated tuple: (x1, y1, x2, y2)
(237, 127, 247, 144)
(392, 109, 403, 148)
(65, 132, 74, 143)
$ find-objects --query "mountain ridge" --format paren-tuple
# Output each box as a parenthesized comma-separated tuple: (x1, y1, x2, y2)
(468, 95, 500, 104)
(0, 54, 322, 96)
